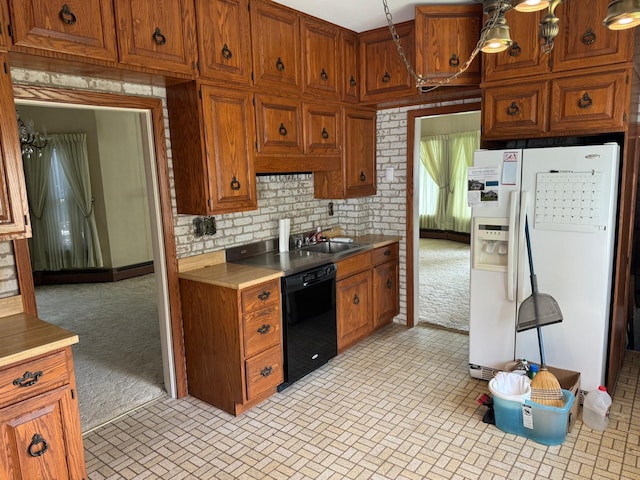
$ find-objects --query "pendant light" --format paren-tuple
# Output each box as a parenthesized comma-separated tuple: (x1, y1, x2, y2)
(480, 12, 512, 53)
(511, 0, 550, 12)
(604, 0, 640, 30)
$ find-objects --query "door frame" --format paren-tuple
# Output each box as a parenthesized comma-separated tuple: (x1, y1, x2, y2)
(405, 102, 481, 327)
(11, 85, 187, 398)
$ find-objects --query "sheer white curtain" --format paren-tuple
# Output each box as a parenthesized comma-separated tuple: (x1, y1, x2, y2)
(418, 130, 479, 234)
(23, 133, 103, 270)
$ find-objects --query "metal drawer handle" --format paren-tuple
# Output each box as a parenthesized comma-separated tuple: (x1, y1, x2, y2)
(354, 294, 360, 305)
(153, 27, 167, 46)
(508, 42, 521, 57)
(222, 43, 232, 60)
(260, 366, 273, 377)
(350, 76, 357, 87)
(59, 4, 77, 25)
(449, 53, 460, 67)
(13, 370, 43, 388)
(360, 171, 366, 182)
(276, 57, 285, 71)
(320, 68, 328, 80)
(279, 123, 288, 137)
(578, 93, 593, 109)
(582, 29, 596, 46)
(257, 324, 271, 335)
(507, 102, 520, 116)
(230, 176, 241, 191)
(28, 433, 48, 457)
(258, 290, 271, 301)
(384, 249, 391, 257)
(321, 128, 329, 139)
(382, 71, 391, 83)
(387, 279, 393, 289)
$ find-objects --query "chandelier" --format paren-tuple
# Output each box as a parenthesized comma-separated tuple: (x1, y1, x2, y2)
(383, 0, 640, 91)
(17, 111, 48, 157)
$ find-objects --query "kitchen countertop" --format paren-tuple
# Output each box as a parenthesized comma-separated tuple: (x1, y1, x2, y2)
(179, 235, 401, 288)
(0, 313, 79, 368)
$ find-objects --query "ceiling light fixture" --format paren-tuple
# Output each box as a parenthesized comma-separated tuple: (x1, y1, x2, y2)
(382, 0, 640, 92)
(17, 111, 48, 158)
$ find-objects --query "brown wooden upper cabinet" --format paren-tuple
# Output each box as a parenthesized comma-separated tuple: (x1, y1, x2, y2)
(254, 94, 303, 155)
(359, 21, 415, 103)
(113, 0, 197, 75)
(415, 4, 483, 86)
(301, 17, 340, 100)
(5, 0, 118, 61)
(167, 82, 257, 215)
(250, 0, 301, 91)
(195, 0, 252, 85)
(303, 103, 340, 155)
(0, 54, 31, 239)
(341, 30, 359, 103)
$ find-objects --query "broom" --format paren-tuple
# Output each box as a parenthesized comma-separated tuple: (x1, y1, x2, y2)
(521, 217, 564, 407)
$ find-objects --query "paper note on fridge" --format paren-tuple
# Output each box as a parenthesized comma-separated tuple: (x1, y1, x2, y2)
(467, 165, 500, 207)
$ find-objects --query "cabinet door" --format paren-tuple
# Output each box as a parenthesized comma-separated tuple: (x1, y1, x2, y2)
(250, 0, 300, 91)
(301, 17, 340, 99)
(337, 270, 372, 351)
(550, 69, 630, 134)
(113, 0, 196, 75)
(0, 56, 30, 238)
(360, 22, 415, 102)
(553, 0, 633, 72)
(341, 30, 359, 103)
(0, 2, 7, 51)
(344, 108, 376, 197)
(254, 94, 303, 155)
(195, 0, 251, 85)
(0, 386, 85, 480)
(482, 8, 550, 83)
(7, 0, 117, 61)
(482, 81, 549, 139)
(201, 86, 257, 213)
(415, 4, 482, 86)
(373, 261, 399, 329)
(303, 103, 340, 155)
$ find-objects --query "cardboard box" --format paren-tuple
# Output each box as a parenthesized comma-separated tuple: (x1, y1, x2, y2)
(539, 365, 581, 433)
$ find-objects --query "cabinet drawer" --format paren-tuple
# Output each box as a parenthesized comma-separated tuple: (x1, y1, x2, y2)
(372, 243, 399, 266)
(241, 279, 280, 313)
(550, 70, 630, 133)
(244, 304, 281, 357)
(245, 345, 283, 400)
(0, 350, 69, 408)
(336, 251, 372, 281)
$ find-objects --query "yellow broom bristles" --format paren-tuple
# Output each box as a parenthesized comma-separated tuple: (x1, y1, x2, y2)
(530, 368, 564, 407)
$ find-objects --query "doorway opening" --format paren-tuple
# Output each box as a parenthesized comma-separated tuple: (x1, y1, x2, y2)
(15, 98, 175, 432)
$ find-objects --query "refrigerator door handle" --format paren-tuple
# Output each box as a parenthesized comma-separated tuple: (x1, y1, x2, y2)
(507, 190, 518, 301)
(517, 191, 530, 302)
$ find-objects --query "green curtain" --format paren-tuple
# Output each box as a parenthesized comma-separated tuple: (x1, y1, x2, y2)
(419, 134, 448, 230)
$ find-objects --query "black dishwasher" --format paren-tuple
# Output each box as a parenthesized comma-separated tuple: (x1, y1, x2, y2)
(279, 263, 337, 391)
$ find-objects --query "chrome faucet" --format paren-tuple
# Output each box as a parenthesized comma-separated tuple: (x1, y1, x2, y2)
(306, 226, 333, 244)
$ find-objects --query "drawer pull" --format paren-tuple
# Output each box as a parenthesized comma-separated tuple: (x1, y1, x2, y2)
(321, 127, 329, 139)
(360, 171, 366, 182)
(59, 4, 77, 25)
(28, 433, 49, 457)
(387, 279, 393, 289)
(507, 102, 520, 116)
(350, 76, 357, 87)
(276, 57, 285, 71)
(320, 68, 328, 80)
(260, 366, 273, 377)
(354, 294, 360, 305)
(279, 123, 288, 137)
(382, 71, 391, 83)
(13, 370, 43, 388)
(582, 29, 596, 46)
(578, 93, 593, 109)
(258, 290, 271, 301)
(449, 53, 460, 68)
(508, 42, 521, 57)
(230, 176, 241, 191)
(257, 324, 271, 335)
(152, 27, 167, 46)
(384, 249, 391, 257)
(221, 43, 232, 60)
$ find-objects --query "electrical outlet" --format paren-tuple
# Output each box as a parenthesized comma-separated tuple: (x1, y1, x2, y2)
(193, 217, 204, 238)
(204, 216, 216, 235)
(328, 202, 334, 216)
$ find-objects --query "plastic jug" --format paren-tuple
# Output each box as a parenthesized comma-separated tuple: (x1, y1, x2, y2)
(582, 386, 612, 431)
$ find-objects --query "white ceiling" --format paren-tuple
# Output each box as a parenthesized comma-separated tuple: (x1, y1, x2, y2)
(271, 0, 479, 33)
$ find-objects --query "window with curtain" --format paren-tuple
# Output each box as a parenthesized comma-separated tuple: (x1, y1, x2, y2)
(419, 130, 480, 234)
(23, 133, 103, 271)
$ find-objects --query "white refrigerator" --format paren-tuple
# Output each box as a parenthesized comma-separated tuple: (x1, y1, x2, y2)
(468, 144, 620, 392)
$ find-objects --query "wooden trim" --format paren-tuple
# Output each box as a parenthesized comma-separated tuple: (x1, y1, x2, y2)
(406, 101, 481, 328)
(178, 251, 226, 273)
(0, 295, 24, 317)
(419, 229, 470, 244)
(11, 86, 188, 398)
(33, 262, 154, 285)
(13, 239, 36, 316)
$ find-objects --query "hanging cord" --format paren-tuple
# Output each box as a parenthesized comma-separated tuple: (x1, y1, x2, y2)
(382, 0, 505, 92)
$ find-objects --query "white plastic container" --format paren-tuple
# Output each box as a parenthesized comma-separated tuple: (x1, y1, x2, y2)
(582, 386, 612, 431)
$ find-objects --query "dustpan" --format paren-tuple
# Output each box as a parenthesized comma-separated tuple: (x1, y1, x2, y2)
(517, 216, 564, 407)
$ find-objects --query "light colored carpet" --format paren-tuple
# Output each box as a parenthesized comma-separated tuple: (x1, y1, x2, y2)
(35, 274, 165, 432)
(418, 238, 470, 332)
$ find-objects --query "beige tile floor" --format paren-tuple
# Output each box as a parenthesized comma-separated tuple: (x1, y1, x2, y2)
(84, 324, 640, 480)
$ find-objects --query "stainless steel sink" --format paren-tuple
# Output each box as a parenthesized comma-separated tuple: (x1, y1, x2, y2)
(300, 241, 366, 255)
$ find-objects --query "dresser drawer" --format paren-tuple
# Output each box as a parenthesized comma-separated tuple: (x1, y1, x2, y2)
(336, 250, 372, 280)
(372, 243, 399, 266)
(245, 345, 283, 400)
(243, 304, 281, 358)
(0, 350, 70, 408)
(241, 279, 280, 313)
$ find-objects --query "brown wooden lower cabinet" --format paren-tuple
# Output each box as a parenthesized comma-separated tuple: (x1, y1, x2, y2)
(0, 348, 86, 479)
(372, 243, 400, 330)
